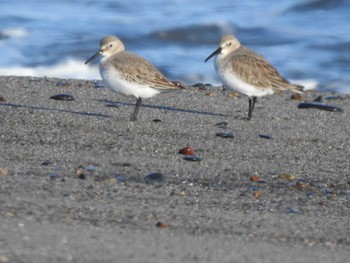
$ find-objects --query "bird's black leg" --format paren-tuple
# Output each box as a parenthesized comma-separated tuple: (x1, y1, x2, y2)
(130, 98, 142, 121)
(248, 96, 257, 120)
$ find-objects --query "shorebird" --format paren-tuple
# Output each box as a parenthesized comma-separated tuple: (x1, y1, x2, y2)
(85, 35, 184, 121)
(205, 35, 303, 120)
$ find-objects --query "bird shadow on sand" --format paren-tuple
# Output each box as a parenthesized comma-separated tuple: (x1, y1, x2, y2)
(0, 103, 111, 118)
(95, 99, 226, 117)
(0, 100, 226, 118)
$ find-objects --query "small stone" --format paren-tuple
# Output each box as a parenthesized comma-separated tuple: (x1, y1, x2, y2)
(145, 172, 164, 183)
(156, 222, 169, 229)
(258, 134, 272, 139)
(152, 119, 162, 123)
(298, 102, 343, 112)
(227, 92, 240, 98)
(253, 191, 263, 199)
(285, 207, 303, 214)
(48, 173, 60, 180)
(75, 167, 86, 179)
(85, 165, 99, 172)
(250, 175, 260, 182)
(296, 181, 308, 189)
(291, 93, 303, 100)
(0, 96, 6, 102)
(216, 131, 234, 139)
(178, 146, 195, 156)
(0, 255, 8, 262)
(278, 173, 296, 181)
(0, 168, 9, 176)
(115, 175, 127, 182)
(50, 94, 74, 101)
(41, 160, 53, 166)
(313, 95, 323, 102)
(206, 91, 217, 96)
(56, 81, 71, 87)
(179, 191, 186, 196)
(183, 155, 203, 162)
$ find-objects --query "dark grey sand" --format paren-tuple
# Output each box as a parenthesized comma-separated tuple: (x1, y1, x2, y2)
(0, 75, 349, 262)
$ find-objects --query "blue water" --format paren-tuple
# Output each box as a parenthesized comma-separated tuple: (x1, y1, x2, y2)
(1, 0, 350, 92)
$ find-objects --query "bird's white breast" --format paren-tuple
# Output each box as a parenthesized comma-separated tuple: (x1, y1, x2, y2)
(214, 57, 274, 98)
(99, 62, 160, 99)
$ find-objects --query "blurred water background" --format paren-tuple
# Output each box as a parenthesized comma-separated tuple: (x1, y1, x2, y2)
(1, 0, 349, 92)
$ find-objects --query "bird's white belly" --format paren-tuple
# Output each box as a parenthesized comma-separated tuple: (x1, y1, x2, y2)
(100, 66, 160, 99)
(216, 65, 274, 98)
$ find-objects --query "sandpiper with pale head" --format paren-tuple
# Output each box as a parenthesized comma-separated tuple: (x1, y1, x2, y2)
(85, 35, 184, 121)
(205, 34, 303, 120)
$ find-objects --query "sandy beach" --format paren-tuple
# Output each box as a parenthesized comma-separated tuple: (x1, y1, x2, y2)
(0, 75, 349, 262)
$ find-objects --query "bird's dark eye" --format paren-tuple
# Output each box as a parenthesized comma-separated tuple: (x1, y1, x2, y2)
(109, 44, 113, 48)
(227, 42, 232, 46)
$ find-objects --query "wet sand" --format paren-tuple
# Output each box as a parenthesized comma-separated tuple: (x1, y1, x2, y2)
(0, 75, 349, 262)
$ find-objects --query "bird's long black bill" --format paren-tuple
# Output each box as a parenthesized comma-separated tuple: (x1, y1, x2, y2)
(85, 51, 102, 64)
(204, 47, 222, 62)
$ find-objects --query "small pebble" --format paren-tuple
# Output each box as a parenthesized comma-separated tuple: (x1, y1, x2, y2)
(85, 165, 99, 172)
(291, 93, 303, 100)
(206, 91, 217, 96)
(0, 255, 8, 262)
(0, 168, 9, 176)
(250, 175, 260, 182)
(298, 102, 343, 112)
(278, 174, 296, 181)
(216, 131, 234, 139)
(313, 95, 323, 102)
(285, 208, 303, 214)
(56, 81, 71, 87)
(41, 160, 53, 166)
(183, 155, 203, 162)
(0, 96, 6, 102)
(76, 167, 86, 179)
(145, 172, 164, 183)
(227, 92, 240, 98)
(178, 146, 195, 156)
(254, 191, 263, 199)
(258, 134, 272, 139)
(156, 221, 169, 229)
(48, 173, 60, 180)
(296, 182, 308, 189)
(50, 94, 74, 101)
(115, 175, 127, 182)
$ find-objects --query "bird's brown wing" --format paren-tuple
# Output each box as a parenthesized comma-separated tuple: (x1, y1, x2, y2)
(230, 47, 303, 92)
(109, 51, 183, 91)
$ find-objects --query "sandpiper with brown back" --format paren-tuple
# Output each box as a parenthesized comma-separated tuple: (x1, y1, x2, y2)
(205, 35, 303, 120)
(85, 35, 184, 121)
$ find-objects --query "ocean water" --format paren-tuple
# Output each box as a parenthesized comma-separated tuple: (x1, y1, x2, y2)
(1, 0, 350, 93)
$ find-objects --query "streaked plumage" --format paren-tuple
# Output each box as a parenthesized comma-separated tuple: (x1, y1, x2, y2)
(205, 35, 303, 119)
(86, 35, 184, 121)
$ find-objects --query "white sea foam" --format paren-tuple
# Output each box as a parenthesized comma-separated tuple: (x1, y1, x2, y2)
(290, 79, 318, 91)
(1, 27, 29, 38)
(0, 59, 100, 80)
